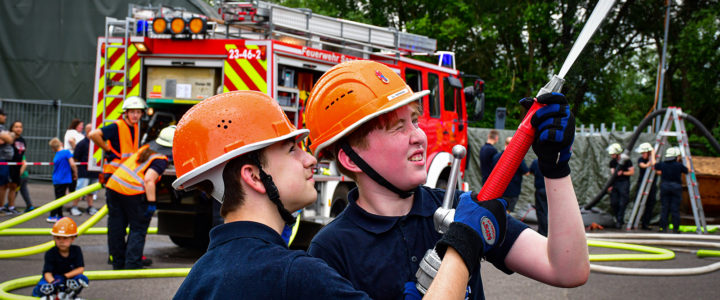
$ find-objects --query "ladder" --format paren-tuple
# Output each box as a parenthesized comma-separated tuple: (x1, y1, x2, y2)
(627, 107, 708, 233)
(219, 1, 442, 62)
(102, 17, 135, 126)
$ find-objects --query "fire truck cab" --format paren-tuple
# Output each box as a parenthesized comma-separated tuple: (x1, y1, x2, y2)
(90, 1, 484, 249)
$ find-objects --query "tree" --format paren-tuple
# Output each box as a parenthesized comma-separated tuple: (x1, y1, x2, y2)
(274, 0, 720, 152)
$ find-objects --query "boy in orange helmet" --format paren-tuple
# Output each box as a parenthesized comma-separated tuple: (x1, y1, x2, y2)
(172, 91, 479, 299)
(304, 60, 589, 299)
(33, 217, 89, 299)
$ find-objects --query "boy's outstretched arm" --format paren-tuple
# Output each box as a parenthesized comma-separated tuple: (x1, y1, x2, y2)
(505, 176, 589, 287)
(504, 93, 589, 287)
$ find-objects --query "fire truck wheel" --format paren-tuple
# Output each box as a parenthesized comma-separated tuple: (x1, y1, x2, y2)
(435, 178, 448, 190)
(169, 235, 209, 250)
(331, 184, 353, 217)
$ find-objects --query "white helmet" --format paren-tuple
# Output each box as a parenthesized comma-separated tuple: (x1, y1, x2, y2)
(635, 142, 653, 153)
(122, 96, 147, 111)
(607, 143, 623, 155)
(665, 146, 681, 158)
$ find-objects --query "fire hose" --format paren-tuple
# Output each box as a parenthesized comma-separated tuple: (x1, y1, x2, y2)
(0, 268, 190, 300)
(0, 183, 156, 258)
(587, 233, 720, 276)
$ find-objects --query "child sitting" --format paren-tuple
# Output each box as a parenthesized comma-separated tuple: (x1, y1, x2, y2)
(33, 217, 89, 299)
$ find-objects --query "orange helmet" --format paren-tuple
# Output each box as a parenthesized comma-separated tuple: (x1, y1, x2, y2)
(172, 91, 309, 202)
(305, 60, 429, 157)
(51, 217, 78, 237)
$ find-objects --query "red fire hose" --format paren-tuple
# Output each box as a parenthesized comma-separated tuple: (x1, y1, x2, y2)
(477, 101, 542, 201)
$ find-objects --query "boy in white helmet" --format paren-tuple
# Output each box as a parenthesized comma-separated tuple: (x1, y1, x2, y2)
(172, 91, 480, 299)
(304, 60, 588, 299)
(607, 142, 634, 228)
(654, 146, 690, 233)
(634, 142, 657, 230)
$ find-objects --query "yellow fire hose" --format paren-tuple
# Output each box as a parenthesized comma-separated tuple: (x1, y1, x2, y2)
(0, 227, 157, 236)
(0, 183, 103, 231)
(587, 239, 675, 261)
(587, 233, 720, 275)
(0, 205, 110, 259)
(0, 268, 191, 300)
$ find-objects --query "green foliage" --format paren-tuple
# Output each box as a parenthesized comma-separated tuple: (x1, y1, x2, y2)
(271, 0, 719, 155)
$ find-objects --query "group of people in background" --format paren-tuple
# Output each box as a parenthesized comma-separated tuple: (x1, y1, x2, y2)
(0, 109, 34, 216)
(0, 110, 100, 220)
(479, 129, 691, 234)
(30, 95, 174, 298)
(608, 142, 690, 233)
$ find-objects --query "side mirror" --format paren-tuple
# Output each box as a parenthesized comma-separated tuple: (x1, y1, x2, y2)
(464, 79, 485, 121)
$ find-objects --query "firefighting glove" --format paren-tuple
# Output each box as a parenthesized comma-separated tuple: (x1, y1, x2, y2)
(403, 282, 422, 300)
(103, 151, 120, 162)
(435, 192, 507, 273)
(529, 92, 575, 178)
(144, 204, 156, 218)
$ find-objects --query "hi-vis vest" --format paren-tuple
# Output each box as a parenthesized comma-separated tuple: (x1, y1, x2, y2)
(106, 145, 167, 196)
(103, 119, 140, 174)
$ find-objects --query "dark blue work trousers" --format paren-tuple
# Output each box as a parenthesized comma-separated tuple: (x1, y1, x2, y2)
(610, 180, 630, 226)
(534, 187, 548, 236)
(660, 182, 682, 232)
(640, 182, 657, 228)
(106, 189, 149, 269)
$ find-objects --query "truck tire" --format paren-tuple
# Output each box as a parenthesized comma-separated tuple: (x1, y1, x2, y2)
(169, 235, 209, 250)
(331, 184, 352, 217)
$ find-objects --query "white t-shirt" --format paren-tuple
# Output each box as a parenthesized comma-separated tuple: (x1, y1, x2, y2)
(64, 129, 85, 152)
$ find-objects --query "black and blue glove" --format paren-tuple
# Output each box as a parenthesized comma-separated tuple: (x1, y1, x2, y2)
(144, 204, 156, 218)
(435, 192, 507, 273)
(403, 282, 422, 300)
(529, 92, 575, 178)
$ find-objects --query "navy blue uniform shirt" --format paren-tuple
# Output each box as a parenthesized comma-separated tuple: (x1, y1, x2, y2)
(609, 159, 633, 182)
(43, 245, 84, 276)
(654, 160, 688, 184)
(479, 143, 498, 183)
(73, 138, 99, 179)
(492, 151, 529, 197)
(308, 186, 529, 300)
(174, 221, 370, 300)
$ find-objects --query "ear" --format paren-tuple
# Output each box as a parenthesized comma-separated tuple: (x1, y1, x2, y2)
(337, 148, 362, 173)
(240, 164, 266, 194)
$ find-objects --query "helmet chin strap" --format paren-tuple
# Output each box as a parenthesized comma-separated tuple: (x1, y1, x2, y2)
(340, 142, 415, 199)
(254, 158, 297, 225)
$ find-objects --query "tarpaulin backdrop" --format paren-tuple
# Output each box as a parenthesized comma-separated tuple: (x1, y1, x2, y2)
(0, 0, 217, 104)
(465, 128, 655, 212)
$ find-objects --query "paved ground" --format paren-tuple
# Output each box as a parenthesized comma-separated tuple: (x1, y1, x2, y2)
(1, 181, 718, 299)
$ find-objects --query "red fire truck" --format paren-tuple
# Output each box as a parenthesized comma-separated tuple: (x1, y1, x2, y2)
(90, 1, 484, 249)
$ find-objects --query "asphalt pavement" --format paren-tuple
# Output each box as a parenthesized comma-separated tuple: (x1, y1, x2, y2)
(1, 181, 718, 299)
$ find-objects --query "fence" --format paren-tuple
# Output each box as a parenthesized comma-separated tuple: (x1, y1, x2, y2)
(0, 98, 92, 180)
(577, 122, 654, 136)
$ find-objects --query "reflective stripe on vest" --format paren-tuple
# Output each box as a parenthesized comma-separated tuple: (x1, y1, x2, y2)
(106, 145, 167, 196)
(103, 118, 140, 174)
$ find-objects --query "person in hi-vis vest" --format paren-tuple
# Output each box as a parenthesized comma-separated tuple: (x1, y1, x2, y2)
(89, 96, 146, 184)
(104, 125, 173, 270)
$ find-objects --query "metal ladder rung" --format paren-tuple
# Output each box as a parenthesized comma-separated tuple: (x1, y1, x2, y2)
(105, 70, 125, 74)
(658, 131, 681, 137)
(104, 94, 125, 99)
